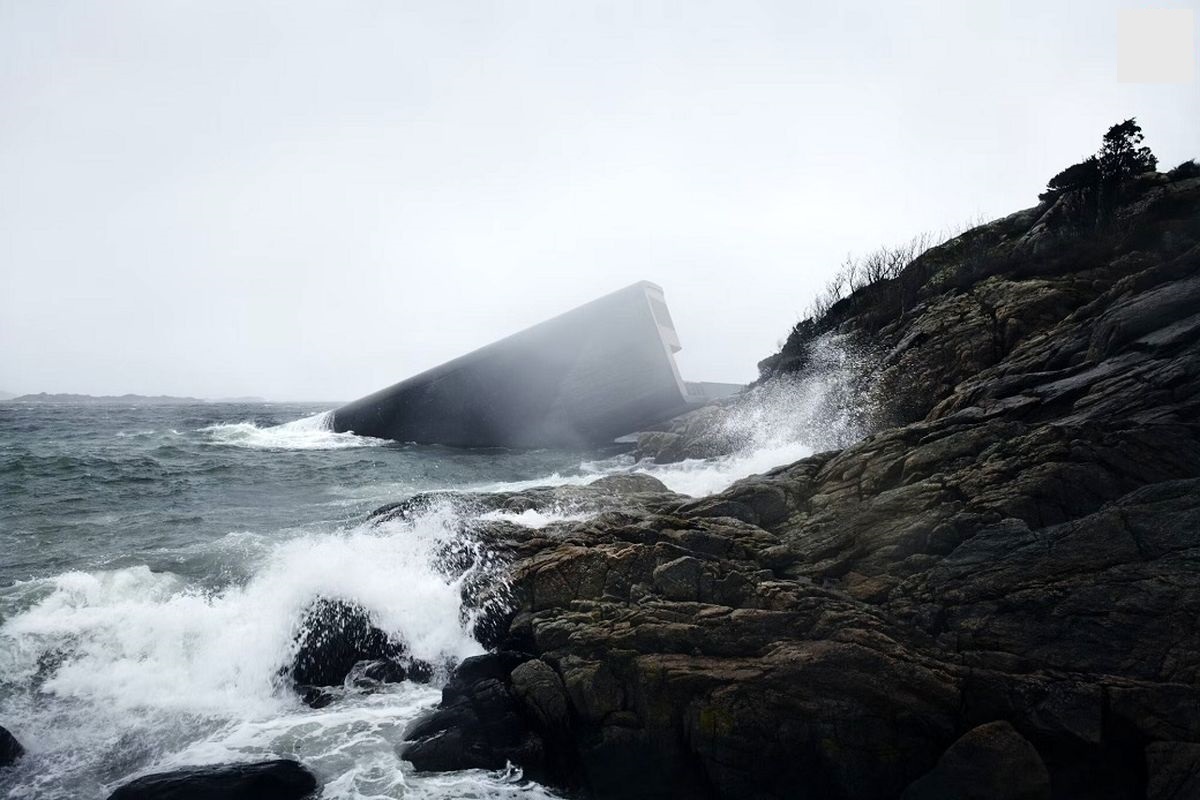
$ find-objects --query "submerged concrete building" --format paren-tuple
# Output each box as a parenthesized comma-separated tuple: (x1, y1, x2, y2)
(332, 281, 740, 448)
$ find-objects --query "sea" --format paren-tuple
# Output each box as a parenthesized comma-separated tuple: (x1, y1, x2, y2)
(0, 399, 824, 799)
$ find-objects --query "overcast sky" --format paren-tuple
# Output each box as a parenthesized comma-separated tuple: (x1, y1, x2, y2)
(1, 1, 1196, 400)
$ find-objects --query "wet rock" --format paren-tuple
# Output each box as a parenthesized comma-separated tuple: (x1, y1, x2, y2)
(678, 641, 959, 800)
(633, 430, 688, 464)
(288, 599, 431, 705)
(384, 175, 1200, 798)
(510, 658, 570, 733)
(651, 556, 706, 601)
(1145, 742, 1200, 800)
(633, 403, 739, 464)
(901, 721, 1050, 800)
(367, 492, 448, 524)
(371, 474, 681, 538)
(106, 759, 317, 800)
(0, 725, 23, 768)
(586, 473, 670, 495)
(401, 651, 572, 785)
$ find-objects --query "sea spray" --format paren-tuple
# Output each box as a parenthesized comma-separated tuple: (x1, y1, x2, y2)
(0, 376, 878, 798)
(630, 440, 815, 497)
(476, 508, 593, 529)
(720, 332, 881, 453)
(202, 410, 386, 450)
(0, 501, 493, 799)
(626, 332, 880, 496)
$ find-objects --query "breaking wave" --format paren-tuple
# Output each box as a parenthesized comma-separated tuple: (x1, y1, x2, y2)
(0, 504, 491, 799)
(0, 335, 880, 798)
(202, 411, 385, 450)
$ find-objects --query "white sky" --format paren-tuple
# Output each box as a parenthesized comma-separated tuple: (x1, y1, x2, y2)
(2, 1, 1197, 400)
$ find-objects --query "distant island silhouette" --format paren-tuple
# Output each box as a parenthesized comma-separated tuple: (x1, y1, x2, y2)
(5, 393, 267, 405)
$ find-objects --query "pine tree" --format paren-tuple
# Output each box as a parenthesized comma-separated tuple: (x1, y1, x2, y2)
(1097, 118, 1157, 181)
(1038, 156, 1099, 202)
(1039, 118, 1158, 206)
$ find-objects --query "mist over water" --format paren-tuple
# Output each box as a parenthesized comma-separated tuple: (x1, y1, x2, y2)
(0, 371, 866, 798)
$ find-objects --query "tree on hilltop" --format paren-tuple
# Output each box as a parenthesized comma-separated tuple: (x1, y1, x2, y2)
(1097, 118, 1157, 181)
(1036, 115, 1156, 221)
(1039, 156, 1099, 202)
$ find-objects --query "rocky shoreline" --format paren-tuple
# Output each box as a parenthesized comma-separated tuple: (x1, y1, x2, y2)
(11, 169, 1196, 799)
(398, 171, 1200, 799)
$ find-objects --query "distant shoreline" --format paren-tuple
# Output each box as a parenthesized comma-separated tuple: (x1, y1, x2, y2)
(3, 392, 272, 405)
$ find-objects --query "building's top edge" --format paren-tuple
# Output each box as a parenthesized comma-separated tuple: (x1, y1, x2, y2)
(341, 280, 674, 408)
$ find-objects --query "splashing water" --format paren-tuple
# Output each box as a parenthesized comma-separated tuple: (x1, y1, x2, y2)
(0, 336, 878, 798)
(0, 502, 490, 799)
(203, 411, 385, 450)
(476, 508, 593, 529)
(719, 333, 877, 454)
(631, 440, 814, 497)
(626, 333, 877, 496)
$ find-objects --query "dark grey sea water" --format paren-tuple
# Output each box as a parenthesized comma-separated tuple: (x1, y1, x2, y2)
(0, 400, 814, 799)
(0, 402, 615, 587)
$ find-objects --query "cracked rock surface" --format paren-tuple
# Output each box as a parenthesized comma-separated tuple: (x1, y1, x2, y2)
(401, 175, 1200, 799)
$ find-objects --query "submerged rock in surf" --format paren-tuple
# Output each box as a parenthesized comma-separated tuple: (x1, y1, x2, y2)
(106, 759, 317, 800)
(0, 725, 23, 768)
(287, 598, 432, 707)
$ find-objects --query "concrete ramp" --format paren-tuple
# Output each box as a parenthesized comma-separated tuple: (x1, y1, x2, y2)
(332, 281, 739, 448)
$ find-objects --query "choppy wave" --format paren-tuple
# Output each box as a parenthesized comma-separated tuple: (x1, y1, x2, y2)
(0, 504, 489, 799)
(0, 342, 877, 798)
(202, 411, 385, 450)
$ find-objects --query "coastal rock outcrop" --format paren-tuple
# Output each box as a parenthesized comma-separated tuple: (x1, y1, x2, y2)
(1145, 742, 1200, 800)
(369, 473, 673, 527)
(287, 598, 432, 707)
(633, 403, 740, 463)
(106, 760, 317, 800)
(400, 171, 1200, 798)
(0, 725, 22, 768)
(901, 721, 1051, 800)
(400, 651, 575, 787)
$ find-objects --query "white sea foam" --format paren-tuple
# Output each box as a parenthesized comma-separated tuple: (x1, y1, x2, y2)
(467, 471, 598, 494)
(0, 504, 493, 799)
(0, 335, 874, 799)
(4, 518, 479, 715)
(632, 440, 814, 497)
(477, 508, 593, 529)
(202, 411, 385, 450)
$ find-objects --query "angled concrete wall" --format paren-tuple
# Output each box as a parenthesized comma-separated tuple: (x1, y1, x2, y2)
(332, 281, 716, 448)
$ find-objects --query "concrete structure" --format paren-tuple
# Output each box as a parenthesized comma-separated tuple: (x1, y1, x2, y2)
(332, 282, 740, 448)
